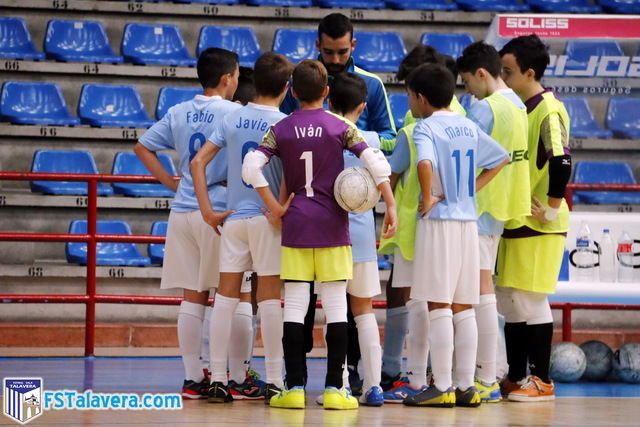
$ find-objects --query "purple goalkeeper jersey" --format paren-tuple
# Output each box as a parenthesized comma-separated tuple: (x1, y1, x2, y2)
(258, 109, 368, 248)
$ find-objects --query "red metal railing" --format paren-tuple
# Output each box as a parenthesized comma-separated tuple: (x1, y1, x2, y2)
(1, 172, 639, 355)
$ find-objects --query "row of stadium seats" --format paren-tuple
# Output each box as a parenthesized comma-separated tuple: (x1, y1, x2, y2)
(572, 162, 640, 205)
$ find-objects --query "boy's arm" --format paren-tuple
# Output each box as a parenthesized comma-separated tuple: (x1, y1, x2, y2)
(417, 160, 442, 216)
(133, 142, 178, 192)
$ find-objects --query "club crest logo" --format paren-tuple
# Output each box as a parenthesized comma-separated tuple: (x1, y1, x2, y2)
(3, 378, 43, 425)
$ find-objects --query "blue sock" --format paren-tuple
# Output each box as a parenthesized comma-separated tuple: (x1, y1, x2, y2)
(382, 306, 408, 378)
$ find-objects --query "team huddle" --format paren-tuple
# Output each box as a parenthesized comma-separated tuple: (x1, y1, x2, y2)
(135, 13, 571, 411)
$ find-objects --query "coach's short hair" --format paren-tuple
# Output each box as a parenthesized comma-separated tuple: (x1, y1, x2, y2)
(292, 60, 328, 103)
(499, 34, 550, 81)
(457, 41, 502, 78)
(406, 63, 455, 109)
(318, 13, 353, 40)
(197, 47, 239, 89)
(329, 72, 368, 115)
(254, 52, 293, 98)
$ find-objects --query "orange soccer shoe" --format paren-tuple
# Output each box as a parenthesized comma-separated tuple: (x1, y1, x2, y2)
(507, 375, 555, 402)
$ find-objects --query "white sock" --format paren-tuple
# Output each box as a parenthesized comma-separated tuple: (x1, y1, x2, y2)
(406, 299, 429, 388)
(258, 299, 284, 388)
(355, 313, 382, 392)
(178, 301, 205, 382)
(454, 309, 478, 391)
(200, 306, 212, 366)
(475, 294, 498, 385)
(496, 314, 509, 381)
(209, 294, 239, 384)
(429, 308, 454, 392)
(229, 301, 253, 384)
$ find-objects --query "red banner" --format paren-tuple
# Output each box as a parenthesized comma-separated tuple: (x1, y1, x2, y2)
(497, 14, 640, 39)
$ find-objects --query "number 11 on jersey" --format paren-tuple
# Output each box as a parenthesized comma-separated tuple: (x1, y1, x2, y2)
(300, 151, 314, 197)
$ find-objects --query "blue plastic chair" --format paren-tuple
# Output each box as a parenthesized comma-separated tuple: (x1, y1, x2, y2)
(30, 150, 113, 196)
(197, 26, 260, 68)
(561, 97, 612, 139)
(272, 29, 317, 64)
(78, 84, 154, 128)
(66, 220, 151, 266)
(564, 40, 624, 76)
(455, 0, 529, 11)
(529, 0, 601, 13)
(386, 0, 458, 10)
(599, 0, 640, 14)
(156, 87, 200, 120)
(606, 97, 640, 139)
(111, 152, 177, 197)
(242, 0, 312, 5)
(121, 23, 196, 67)
(148, 221, 167, 265)
(313, 0, 385, 8)
(44, 19, 123, 64)
(0, 17, 45, 60)
(421, 33, 474, 59)
(572, 161, 640, 205)
(0, 81, 80, 126)
(353, 31, 406, 73)
(389, 93, 408, 130)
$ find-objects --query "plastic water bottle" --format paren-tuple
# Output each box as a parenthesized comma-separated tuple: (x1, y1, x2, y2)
(617, 231, 635, 283)
(573, 222, 596, 282)
(599, 229, 616, 283)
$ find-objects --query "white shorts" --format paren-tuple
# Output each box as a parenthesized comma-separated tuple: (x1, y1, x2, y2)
(347, 261, 382, 298)
(392, 248, 413, 288)
(219, 216, 281, 276)
(161, 210, 220, 292)
(479, 234, 500, 271)
(495, 286, 553, 325)
(411, 219, 480, 305)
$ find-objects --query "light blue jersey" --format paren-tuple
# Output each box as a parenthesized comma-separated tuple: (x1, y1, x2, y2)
(414, 111, 508, 221)
(467, 89, 525, 235)
(345, 130, 380, 263)
(140, 95, 241, 212)
(387, 126, 411, 175)
(209, 103, 286, 221)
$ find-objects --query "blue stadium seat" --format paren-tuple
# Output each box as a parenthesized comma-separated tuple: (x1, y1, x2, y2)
(386, 0, 458, 10)
(420, 32, 474, 59)
(389, 93, 408, 130)
(455, 0, 529, 11)
(242, 0, 312, 5)
(561, 97, 612, 139)
(44, 19, 123, 64)
(606, 97, 640, 139)
(599, 0, 640, 14)
(156, 87, 200, 120)
(0, 17, 45, 60)
(30, 150, 113, 196)
(564, 40, 624, 76)
(66, 220, 151, 266)
(572, 161, 640, 205)
(148, 221, 167, 265)
(197, 26, 260, 68)
(313, 0, 385, 8)
(529, 0, 601, 13)
(0, 81, 80, 126)
(272, 29, 317, 64)
(121, 23, 196, 67)
(78, 84, 154, 128)
(111, 152, 177, 197)
(353, 31, 406, 73)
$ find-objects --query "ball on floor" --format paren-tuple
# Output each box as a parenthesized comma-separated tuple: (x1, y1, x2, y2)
(580, 340, 613, 382)
(612, 343, 640, 384)
(550, 342, 586, 383)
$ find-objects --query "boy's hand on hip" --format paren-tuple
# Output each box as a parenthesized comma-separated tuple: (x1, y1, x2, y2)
(202, 209, 234, 236)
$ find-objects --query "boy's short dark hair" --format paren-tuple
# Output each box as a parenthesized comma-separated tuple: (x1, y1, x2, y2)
(329, 72, 368, 115)
(292, 60, 328, 103)
(396, 45, 439, 81)
(197, 47, 238, 89)
(457, 41, 502, 78)
(499, 34, 550, 81)
(318, 13, 353, 40)
(253, 52, 293, 98)
(406, 63, 455, 109)
(439, 53, 458, 80)
(233, 67, 256, 105)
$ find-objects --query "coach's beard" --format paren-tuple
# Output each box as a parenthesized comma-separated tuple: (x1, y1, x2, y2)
(325, 63, 347, 76)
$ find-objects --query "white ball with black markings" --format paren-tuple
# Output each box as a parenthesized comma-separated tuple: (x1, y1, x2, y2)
(334, 166, 380, 214)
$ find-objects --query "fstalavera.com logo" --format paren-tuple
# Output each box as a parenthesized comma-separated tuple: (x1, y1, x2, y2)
(3, 378, 44, 425)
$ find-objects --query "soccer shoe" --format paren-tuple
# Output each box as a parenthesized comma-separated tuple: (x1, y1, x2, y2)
(348, 367, 363, 397)
(228, 379, 265, 400)
(382, 377, 420, 403)
(323, 387, 359, 410)
(181, 379, 208, 400)
(500, 377, 522, 397)
(247, 367, 261, 381)
(264, 383, 282, 405)
(455, 386, 481, 408)
(380, 372, 403, 392)
(269, 386, 306, 409)
(359, 386, 384, 407)
(207, 381, 233, 403)
(475, 379, 502, 403)
(508, 375, 555, 402)
(403, 386, 456, 407)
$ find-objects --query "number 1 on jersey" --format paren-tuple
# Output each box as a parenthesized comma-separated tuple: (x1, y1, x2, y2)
(451, 149, 475, 197)
(300, 151, 314, 197)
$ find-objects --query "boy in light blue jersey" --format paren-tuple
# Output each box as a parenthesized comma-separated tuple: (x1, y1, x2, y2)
(134, 48, 241, 401)
(401, 64, 509, 408)
(191, 53, 294, 404)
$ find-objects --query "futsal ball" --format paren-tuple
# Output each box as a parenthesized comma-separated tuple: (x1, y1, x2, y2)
(580, 340, 613, 381)
(612, 343, 640, 384)
(550, 342, 587, 383)
(334, 167, 380, 214)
